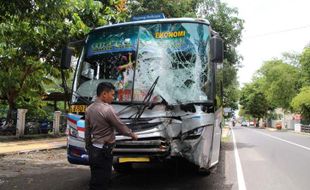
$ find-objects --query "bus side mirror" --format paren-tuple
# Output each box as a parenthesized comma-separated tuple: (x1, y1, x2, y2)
(211, 36, 224, 63)
(61, 46, 73, 69)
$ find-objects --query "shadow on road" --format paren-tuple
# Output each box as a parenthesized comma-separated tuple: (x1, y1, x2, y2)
(110, 141, 234, 190)
(0, 142, 235, 190)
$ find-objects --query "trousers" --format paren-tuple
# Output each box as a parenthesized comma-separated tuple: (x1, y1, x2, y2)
(88, 144, 113, 190)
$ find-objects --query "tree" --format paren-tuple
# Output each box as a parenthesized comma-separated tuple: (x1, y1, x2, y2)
(290, 47, 310, 121)
(198, 0, 244, 66)
(282, 52, 301, 67)
(238, 106, 252, 120)
(127, 0, 198, 18)
(239, 82, 269, 124)
(0, 0, 127, 123)
(291, 86, 310, 120)
(222, 63, 240, 110)
(257, 59, 300, 110)
(300, 47, 310, 86)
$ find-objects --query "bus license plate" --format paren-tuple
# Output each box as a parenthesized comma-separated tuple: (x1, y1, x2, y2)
(70, 105, 86, 113)
(119, 157, 150, 163)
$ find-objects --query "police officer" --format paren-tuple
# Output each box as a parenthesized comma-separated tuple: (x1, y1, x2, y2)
(85, 82, 138, 190)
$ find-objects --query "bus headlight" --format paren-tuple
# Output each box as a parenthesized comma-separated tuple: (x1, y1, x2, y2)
(183, 127, 204, 139)
(68, 127, 78, 138)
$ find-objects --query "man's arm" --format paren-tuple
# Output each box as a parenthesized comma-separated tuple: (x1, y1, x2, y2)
(106, 106, 138, 140)
(84, 113, 92, 151)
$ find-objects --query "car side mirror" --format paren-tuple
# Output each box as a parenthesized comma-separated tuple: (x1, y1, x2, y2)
(210, 36, 224, 63)
(61, 46, 73, 69)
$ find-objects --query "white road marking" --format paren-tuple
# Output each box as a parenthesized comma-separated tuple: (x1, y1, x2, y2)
(231, 127, 247, 190)
(249, 128, 310, 151)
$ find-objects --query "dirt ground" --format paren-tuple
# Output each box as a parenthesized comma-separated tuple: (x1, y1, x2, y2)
(0, 148, 89, 189)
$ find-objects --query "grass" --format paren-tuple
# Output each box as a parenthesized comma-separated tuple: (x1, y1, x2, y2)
(221, 126, 231, 142)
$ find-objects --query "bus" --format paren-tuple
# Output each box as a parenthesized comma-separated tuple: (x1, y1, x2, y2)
(61, 15, 224, 173)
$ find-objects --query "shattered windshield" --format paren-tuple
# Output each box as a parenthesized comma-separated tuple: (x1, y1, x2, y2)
(73, 22, 211, 104)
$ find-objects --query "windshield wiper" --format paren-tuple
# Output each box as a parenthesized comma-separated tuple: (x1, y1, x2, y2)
(131, 76, 160, 120)
(72, 91, 92, 105)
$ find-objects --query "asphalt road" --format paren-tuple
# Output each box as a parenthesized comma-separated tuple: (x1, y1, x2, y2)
(3, 126, 309, 190)
(0, 140, 237, 190)
(232, 125, 310, 190)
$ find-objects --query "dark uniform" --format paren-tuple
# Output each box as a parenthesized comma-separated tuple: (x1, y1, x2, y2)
(85, 98, 132, 190)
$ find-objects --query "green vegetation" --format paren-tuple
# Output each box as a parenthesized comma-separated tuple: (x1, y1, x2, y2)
(239, 82, 269, 123)
(127, 0, 198, 18)
(0, 0, 127, 122)
(291, 87, 310, 120)
(240, 47, 310, 121)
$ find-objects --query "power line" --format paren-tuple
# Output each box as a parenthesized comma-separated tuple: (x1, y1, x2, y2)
(245, 24, 310, 39)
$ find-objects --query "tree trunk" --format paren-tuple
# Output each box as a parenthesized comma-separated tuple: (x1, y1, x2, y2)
(5, 101, 15, 127)
(5, 91, 17, 127)
(256, 117, 260, 127)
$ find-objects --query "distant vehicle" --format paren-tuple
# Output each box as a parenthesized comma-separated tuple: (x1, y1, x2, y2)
(241, 121, 247, 127)
(249, 121, 254, 126)
(225, 121, 230, 126)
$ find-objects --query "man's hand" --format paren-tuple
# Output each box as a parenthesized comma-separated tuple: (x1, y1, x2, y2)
(85, 143, 91, 153)
(130, 133, 138, 141)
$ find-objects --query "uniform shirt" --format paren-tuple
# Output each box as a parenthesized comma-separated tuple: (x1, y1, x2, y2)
(85, 98, 132, 148)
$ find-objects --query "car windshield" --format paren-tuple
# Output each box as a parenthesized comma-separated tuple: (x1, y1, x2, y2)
(73, 22, 212, 104)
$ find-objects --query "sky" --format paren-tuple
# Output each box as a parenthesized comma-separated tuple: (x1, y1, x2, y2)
(221, 0, 310, 86)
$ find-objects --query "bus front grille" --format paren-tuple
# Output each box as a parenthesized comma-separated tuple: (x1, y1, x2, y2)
(113, 139, 169, 156)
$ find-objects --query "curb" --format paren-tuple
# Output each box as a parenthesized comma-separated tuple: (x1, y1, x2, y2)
(266, 127, 289, 132)
(291, 131, 310, 136)
(0, 143, 67, 156)
(222, 127, 231, 138)
(266, 127, 278, 132)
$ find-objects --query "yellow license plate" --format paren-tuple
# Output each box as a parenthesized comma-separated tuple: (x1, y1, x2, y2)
(70, 105, 87, 113)
(119, 157, 150, 163)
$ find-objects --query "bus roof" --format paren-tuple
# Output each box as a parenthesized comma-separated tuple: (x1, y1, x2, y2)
(91, 18, 210, 33)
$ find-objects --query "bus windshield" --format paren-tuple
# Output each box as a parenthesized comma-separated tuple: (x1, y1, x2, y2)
(73, 22, 211, 105)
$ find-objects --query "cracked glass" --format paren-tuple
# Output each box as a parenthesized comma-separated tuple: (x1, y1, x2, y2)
(73, 22, 211, 104)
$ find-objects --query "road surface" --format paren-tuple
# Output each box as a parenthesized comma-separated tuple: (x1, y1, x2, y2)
(232, 125, 310, 190)
(1, 126, 310, 190)
(0, 141, 237, 190)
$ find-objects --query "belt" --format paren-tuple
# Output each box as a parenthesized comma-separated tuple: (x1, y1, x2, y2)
(92, 142, 115, 149)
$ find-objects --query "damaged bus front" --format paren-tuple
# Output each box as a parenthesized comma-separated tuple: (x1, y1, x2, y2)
(62, 18, 224, 172)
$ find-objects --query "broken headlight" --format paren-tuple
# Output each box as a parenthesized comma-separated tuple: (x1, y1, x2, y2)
(183, 127, 204, 139)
